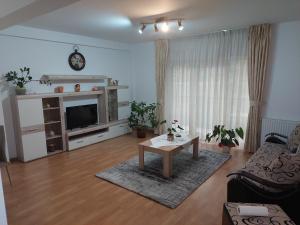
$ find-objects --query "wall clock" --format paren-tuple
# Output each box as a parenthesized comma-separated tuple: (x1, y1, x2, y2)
(68, 46, 85, 71)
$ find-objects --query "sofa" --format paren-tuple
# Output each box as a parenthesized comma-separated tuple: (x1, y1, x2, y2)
(227, 125, 300, 224)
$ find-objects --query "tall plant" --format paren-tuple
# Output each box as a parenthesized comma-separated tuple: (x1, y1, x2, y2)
(128, 101, 149, 129)
(147, 103, 160, 129)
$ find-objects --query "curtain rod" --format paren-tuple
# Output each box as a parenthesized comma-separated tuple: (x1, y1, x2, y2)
(0, 33, 129, 52)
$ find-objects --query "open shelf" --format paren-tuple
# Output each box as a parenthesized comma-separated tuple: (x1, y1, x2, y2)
(67, 124, 109, 137)
(47, 149, 63, 156)
(40, 75, 108, 83)
(17, 90, 105, 100)
(46, 135, 62, 140)
(45, 121, 61, 125)
(43, 107, 60, 111)
(106, 85, 128, 90)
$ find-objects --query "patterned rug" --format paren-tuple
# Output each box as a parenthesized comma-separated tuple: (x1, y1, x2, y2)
(96, 149, 231, 208)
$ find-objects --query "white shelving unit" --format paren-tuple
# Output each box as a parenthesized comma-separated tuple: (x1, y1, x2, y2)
(14, 84, 131, 161)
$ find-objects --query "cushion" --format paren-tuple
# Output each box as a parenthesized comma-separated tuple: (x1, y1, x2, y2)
(287, 124, 300, 153)
(266, 152, 300, 185)
(296, 145, 300, 155)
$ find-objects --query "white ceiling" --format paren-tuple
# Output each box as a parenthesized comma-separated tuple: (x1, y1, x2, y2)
(19, 0, 300, 43)
(0, 0, 36, 18)
(0, 0, 80, 30)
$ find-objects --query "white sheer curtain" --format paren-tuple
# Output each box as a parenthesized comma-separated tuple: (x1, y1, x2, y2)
(165, 29, 249, 140)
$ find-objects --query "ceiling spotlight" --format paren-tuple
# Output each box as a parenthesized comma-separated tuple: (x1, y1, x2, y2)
(161, 22, 169, 32)
(138, 24, 146, 34)
(178, 20, 184, 31)
(154, 23, 159, 32)
(221, 29, 229, 32)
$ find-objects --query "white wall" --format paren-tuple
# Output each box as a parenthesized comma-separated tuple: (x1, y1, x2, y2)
(263, 20, 300, 121)
(130, 42, 156, 104)
(0, 26, 133, 159)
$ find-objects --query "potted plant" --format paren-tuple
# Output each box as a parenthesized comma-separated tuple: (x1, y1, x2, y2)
(4, 67, 32, 95)
(205, 125, 244, 153)
(161, 119, 184, 141)
(128, 101, 150, 138)
(147, 103, 161, 134)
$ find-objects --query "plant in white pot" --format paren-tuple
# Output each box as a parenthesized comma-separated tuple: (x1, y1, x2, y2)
(205, 125, 244, 153)
(4, 67, 32, 95)
(160, 119, 184, 141)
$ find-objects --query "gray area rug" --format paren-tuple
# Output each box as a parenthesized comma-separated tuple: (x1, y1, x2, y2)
(96, 149, 231, 208)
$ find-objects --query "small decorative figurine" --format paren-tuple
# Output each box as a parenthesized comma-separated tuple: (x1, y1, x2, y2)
(54, 86, 64, 93)
(74, 84, 80, 92)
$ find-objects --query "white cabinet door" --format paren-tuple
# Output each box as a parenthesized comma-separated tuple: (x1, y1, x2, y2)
(108, 123, 130, 139)
(18, 99, 44, 127)
(22, 131, 47, 161)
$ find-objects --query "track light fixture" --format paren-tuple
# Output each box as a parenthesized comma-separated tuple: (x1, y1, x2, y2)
(154, 23, 159, 32)
(138, 24, 146, 34)
(178, 20, 184, 31)
(138, 18, 184, 34)
(161, 22, 169, 32)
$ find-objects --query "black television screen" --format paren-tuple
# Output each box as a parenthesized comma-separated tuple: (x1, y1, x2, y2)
(66, 104, 98, 130)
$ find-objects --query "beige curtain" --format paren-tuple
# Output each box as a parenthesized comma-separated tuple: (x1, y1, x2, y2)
(245, 24, 271, 153)
(155, 39, 169, 134)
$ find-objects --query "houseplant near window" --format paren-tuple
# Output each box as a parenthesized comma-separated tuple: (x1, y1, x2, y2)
(205, 125, 244, 153)
(128, 101, 149, 138)
(5, 67, 32, 95)
(147, 103, 161, 134)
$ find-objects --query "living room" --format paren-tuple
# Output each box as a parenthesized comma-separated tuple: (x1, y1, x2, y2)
(0, 0, 299, 225)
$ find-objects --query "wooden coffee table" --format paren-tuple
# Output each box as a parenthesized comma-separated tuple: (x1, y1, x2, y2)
(138, 134, 199, 178)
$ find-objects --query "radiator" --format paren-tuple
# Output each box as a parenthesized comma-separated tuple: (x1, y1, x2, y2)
(260, 118, 300, 145)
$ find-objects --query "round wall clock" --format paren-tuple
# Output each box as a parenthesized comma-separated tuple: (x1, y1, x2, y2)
(68, 49, 86, 71)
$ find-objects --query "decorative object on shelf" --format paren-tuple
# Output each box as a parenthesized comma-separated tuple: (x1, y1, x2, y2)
(4, 67, 32, 95)
(113, 80, 119, 86)
(74, 83, 80, 92)
(108, 79, 119, 86)
(47, 130, 56, 137)
(138, 17, 184, 34)
(160, 120, 184, 141)
(47, 143, 56, 152)
(68, 45, 85, 71)
(45, 103, 51, 108)
(54, 86, 64, 93)
(108, 78, 113, 86)
(205, 125, 244, 153)
(91, 86, 100, 91)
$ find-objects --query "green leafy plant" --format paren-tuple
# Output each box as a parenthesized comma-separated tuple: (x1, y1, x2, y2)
(128, 101, 163, 129)
(205, 125, 244, 147)
(128, 101, 150, 129)
(5, 67, 32, 88)
(147, 103, 160, 129)
(160, 119, 184, 135)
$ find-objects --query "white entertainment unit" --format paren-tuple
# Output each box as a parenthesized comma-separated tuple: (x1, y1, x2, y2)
(14, 77, 131, 162)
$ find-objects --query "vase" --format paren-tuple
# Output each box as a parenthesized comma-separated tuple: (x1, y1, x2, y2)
(167, 133, 174, 141)
(153, 128, 159, 135)
(15, 86, 26, 95)
(222, 146, 231, 154)
(137, 128, 146, 138)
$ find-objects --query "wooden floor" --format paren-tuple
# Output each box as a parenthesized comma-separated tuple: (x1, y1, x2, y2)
(2, 134, 250, 225)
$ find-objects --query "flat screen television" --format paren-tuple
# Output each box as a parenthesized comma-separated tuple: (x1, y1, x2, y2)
(66, 104, 98, 130)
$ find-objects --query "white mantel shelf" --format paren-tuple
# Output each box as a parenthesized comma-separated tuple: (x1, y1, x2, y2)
(40, 75, 108, 83)
(16, 90, 104, 99)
